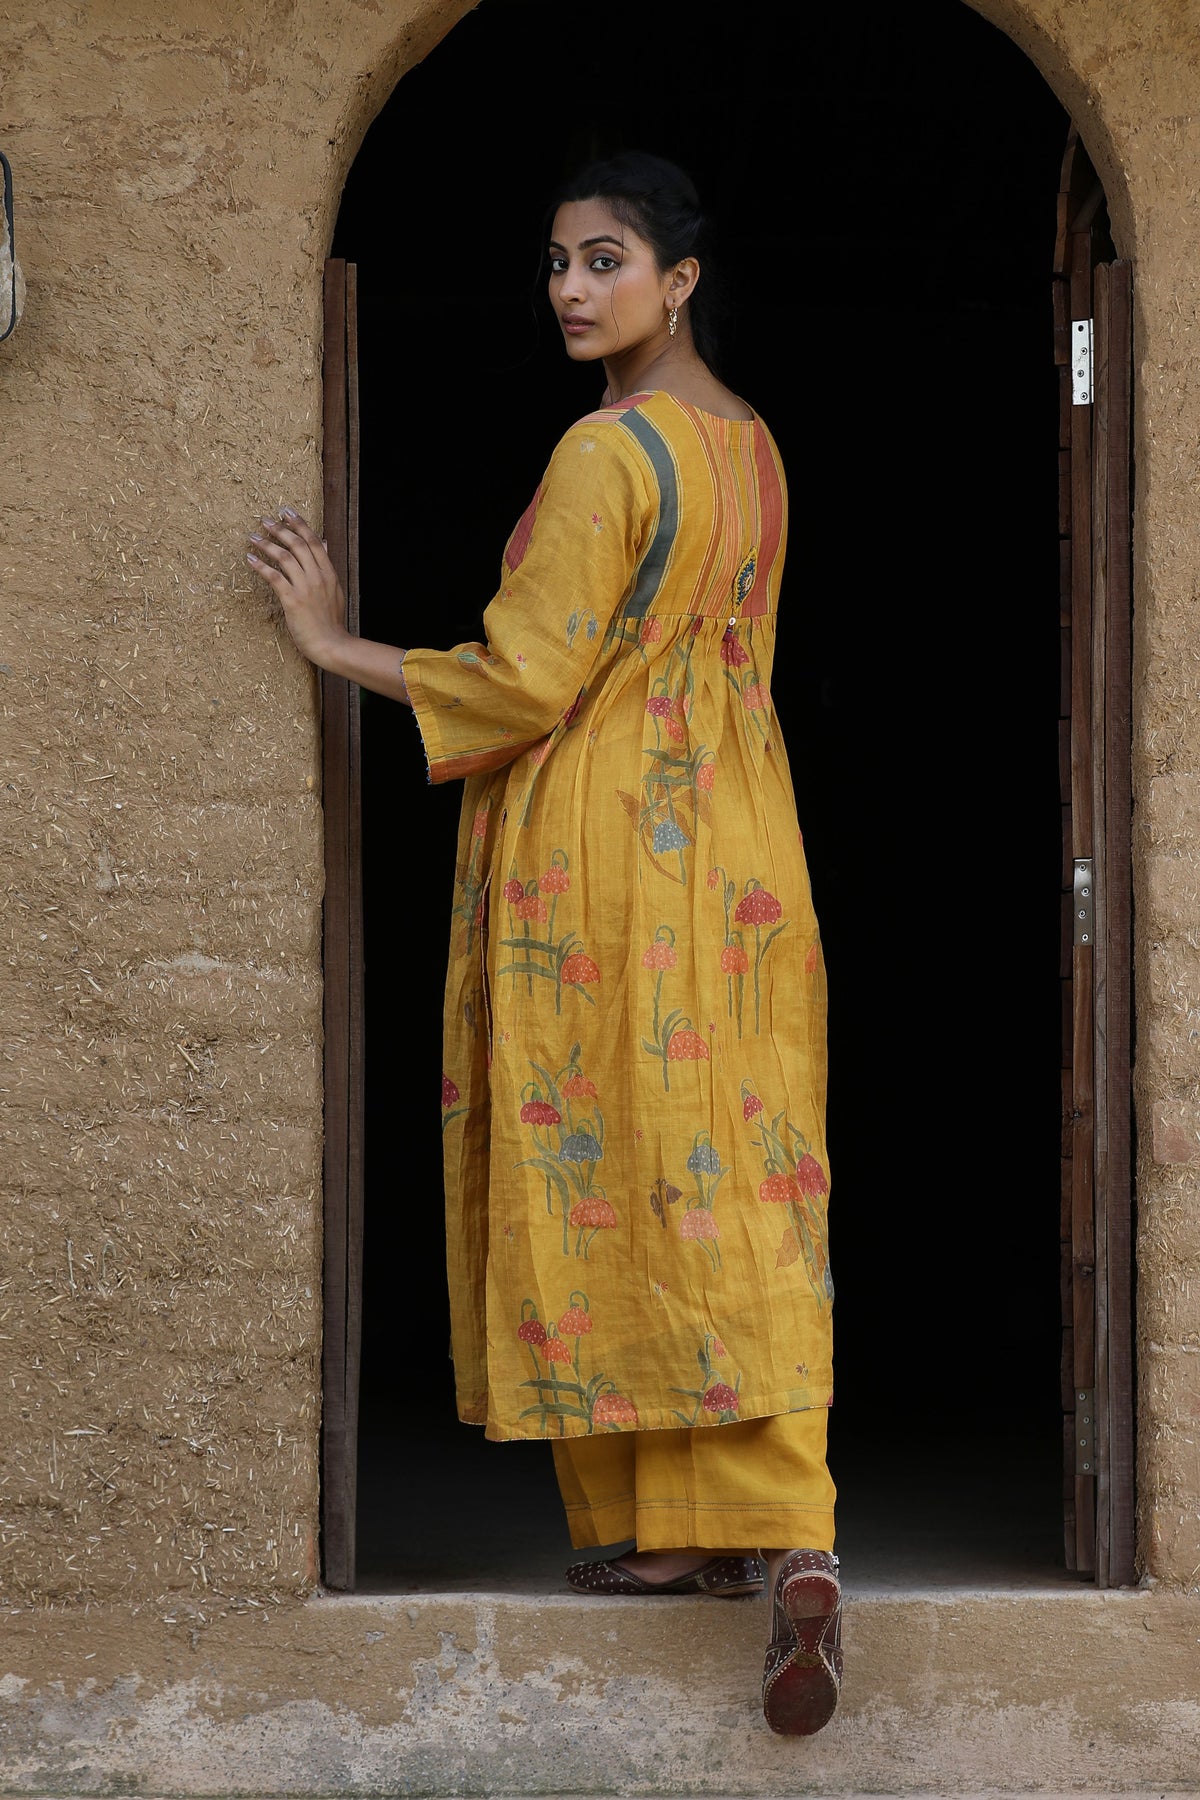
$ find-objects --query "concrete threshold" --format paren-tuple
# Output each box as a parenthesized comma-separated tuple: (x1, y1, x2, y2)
(1, 1583, 1197, 1798)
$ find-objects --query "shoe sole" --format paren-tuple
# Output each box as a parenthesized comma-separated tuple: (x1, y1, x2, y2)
(762, 1569, 842, 1737)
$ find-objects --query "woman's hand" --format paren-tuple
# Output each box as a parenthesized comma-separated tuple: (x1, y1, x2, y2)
(247, 507, 413, 705)
(247, 509, 347, 668)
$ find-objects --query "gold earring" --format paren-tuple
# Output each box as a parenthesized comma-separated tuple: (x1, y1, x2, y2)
(669, 305, 678, 338)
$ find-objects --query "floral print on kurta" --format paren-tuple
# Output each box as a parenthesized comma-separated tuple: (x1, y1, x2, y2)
(404, 390, 833, 1440)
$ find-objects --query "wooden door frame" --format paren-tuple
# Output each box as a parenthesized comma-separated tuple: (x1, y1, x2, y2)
(1054, 129, 1136, 1586)
(1089, 257, 1135, 1586)
(319, 258, 365, 1592)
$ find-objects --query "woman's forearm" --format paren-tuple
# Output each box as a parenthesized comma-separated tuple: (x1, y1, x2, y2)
(317, 630, 412, 706)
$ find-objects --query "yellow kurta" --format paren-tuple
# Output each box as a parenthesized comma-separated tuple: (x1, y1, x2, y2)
(404, 390, 833, 1442)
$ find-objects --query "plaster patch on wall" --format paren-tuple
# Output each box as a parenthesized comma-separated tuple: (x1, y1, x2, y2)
(1152, 1099, 1200, 1165)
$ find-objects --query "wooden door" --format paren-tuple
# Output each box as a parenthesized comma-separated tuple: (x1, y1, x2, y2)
(320, 258, 365, 1591)
(1054, 129, 1135, 1586)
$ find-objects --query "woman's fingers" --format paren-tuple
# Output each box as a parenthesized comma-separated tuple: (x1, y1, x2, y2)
(253, 517, 319, 581)
(247, 551, 290, 596)
(278, 508, 324, 550)
(246, 505, 347, 667)
(271, 510, 332, 571)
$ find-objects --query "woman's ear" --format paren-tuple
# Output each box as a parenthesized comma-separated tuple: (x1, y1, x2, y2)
(668, 256, 700, 307)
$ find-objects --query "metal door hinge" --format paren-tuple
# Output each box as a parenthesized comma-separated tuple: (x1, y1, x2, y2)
(1073, 858, 1095, 946)
(1072, 318, 1094, 405)
(1075, 1388, 1095, 1475)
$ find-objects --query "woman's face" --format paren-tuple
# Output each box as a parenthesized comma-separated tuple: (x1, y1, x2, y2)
(548, 199, 671, 365)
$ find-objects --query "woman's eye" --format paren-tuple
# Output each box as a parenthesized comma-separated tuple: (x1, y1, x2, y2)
(548, 256, 568, 275)
(591, 255, 618, 272)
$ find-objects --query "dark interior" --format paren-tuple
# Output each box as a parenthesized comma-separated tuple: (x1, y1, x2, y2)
(332, 0, 1076, 1591)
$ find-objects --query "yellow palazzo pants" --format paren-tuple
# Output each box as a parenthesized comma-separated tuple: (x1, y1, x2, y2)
(551, 1408, 836, 1553)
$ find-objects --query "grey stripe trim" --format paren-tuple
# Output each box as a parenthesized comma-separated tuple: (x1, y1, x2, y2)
(617, 408, 679, 620)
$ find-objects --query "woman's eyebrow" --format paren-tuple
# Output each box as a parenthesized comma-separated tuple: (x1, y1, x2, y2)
(547, 236, 624, 253)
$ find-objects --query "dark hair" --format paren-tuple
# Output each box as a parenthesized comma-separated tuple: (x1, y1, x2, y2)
(551, 151, 725, 370)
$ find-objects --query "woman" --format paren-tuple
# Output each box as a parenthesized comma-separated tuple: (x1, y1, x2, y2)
(248, 151, 841, 1737)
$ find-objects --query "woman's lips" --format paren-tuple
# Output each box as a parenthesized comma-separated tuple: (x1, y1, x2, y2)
(562, 316, 594, 335)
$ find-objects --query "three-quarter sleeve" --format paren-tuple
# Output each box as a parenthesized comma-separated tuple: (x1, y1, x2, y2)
(402, 420, 652, 784)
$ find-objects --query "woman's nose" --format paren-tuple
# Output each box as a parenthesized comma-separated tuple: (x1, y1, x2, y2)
(559, 261, 587, 302)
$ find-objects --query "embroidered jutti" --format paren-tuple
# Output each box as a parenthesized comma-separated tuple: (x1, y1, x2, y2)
(403, 389, 833, 1443)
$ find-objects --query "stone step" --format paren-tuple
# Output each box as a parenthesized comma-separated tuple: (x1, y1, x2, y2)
(1, 1584, 1196, 1796)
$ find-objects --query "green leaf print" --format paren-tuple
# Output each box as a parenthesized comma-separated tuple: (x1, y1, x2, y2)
(709, 878, 788, 1034)
(746, 1091, 833, 1309)
(513, 1292, 636, 1435)
(670, 1333, 743, 1426)
(497, 857, 599, 1014)
(516, 1056, 613, 1256)
(675, 1133, 725, 1270)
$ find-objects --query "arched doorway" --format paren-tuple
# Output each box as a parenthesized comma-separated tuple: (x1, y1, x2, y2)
(323, 0, 1129, 1591)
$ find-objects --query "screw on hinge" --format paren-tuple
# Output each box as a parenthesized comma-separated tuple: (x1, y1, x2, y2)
(1075, 1388, 1095, 1476)
(1073, 859, 1095, 947)
(1072, 319, 1094, 405)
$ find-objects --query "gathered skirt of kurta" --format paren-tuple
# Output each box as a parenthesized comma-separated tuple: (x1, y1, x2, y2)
(403, 389, 833, 1442)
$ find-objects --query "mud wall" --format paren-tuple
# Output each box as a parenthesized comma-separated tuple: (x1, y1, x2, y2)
(0, 0, 472, 1619)
(1, 0, 1200, 1643)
